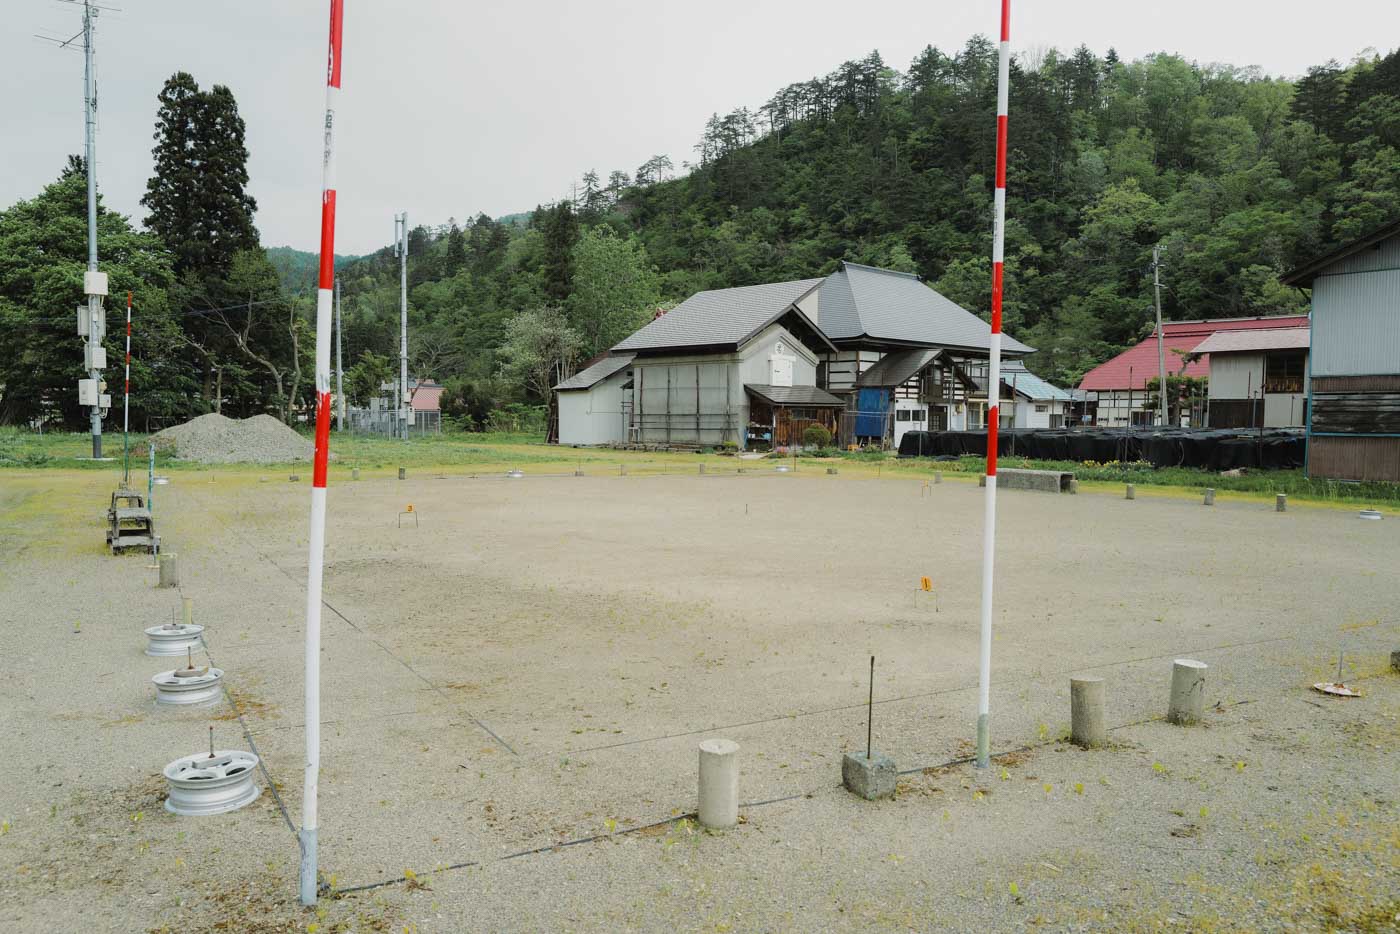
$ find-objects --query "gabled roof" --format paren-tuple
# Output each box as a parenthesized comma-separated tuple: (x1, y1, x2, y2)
(612, 279, 825, 354)
(1281, 217, 1400, 286)
(554, 353, 635, 391)
(745, 384, 845, 406)
(1078, 314, 1310, 391)
(1192, 328, 1310, 354)
(1001, 361, 1070, 401)
(857, 349, 941, 388)
(817, 262, 1034, 354)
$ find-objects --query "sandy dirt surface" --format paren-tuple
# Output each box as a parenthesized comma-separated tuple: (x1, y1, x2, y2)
(1, 466, 1397, 932)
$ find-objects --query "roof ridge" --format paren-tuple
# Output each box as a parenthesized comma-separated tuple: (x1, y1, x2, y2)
(839, 261, 922, 280)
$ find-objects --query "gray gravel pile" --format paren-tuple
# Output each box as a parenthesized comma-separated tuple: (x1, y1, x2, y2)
(150, 413, 313, 464)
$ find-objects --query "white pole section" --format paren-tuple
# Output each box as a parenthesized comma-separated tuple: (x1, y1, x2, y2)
(300, 0, 343, 908)
(335, 278, 344, 432)
(976, 0, 1011, 770)
(1153, 245, 1168, 426)
(399, 212, 409, 439)
(123, 291, 131, 484)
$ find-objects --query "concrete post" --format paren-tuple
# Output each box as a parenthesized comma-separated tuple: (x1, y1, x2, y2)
(1203, 488, 1215, 506)
(351, 468, 360, 481)
(697, 738, 739, 829)
(1390, 649, 1400, 674)
(826, 467, 838, 475)
(1070, 677, 1106, 748)
(1125, 483, 1136, 500)
(158, 553, 179, 589)
(181, 597, 194, 627)
(698, 464, 705, 475)
(1276, 493, 1287, 512)
(1068, 479, 1079, 494)
(398, 467, 406, 480)
(1167, 659, 1208, 725)
(934, 471, 942, 484)
(575, 469, 585, 477)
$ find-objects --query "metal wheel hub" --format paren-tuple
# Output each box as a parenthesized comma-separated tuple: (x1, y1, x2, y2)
(152, 667, 224, 706)
(163, 750, 261, 816)
(144, 622, 204, 656)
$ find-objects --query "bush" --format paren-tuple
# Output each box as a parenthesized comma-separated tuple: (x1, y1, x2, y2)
(802, 424, 833, 448)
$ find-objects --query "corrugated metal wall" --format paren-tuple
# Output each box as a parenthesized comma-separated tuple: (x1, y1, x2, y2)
(1311, 260, 1400, 377)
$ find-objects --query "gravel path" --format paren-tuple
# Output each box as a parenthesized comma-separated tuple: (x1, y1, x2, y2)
(0, 468, 1396, 931)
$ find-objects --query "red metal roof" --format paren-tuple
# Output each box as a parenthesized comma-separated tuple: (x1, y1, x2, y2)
(409, 381, 444, 412)
(1078, 315, 1309, 390)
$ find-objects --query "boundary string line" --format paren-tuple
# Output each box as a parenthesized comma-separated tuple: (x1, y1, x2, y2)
(189, 486, 517, 755)
(198, 630, 298, 837)
(330, 697, 1269, 899)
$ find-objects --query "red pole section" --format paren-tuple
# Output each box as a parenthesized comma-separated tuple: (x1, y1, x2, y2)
(301, 0, 343, 907)
(976, 0, 1011, 770)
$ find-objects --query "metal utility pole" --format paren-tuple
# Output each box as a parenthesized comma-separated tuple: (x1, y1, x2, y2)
(393, 212, 409, 439)
(334, 278, 344, 431)
(1152, 245, 1168, 427)
(81, 0, 107, 458)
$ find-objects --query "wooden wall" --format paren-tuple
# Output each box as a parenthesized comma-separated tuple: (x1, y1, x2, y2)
(1308, 436, 1400, 482)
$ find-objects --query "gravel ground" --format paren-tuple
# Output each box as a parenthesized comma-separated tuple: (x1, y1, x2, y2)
(150, 413, 313, 464)
(0, 467, 1396, 932)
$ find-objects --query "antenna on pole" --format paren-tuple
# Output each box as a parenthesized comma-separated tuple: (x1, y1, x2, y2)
(975, 0, 1012, 770)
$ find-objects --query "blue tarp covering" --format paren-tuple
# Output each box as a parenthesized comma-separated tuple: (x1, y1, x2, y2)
(854, 388, 889, 437)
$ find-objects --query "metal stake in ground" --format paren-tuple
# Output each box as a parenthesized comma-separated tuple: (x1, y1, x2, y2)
(866, 655, 875, 760)
(975, 0, 1012, 770)
(300, 0, 344, 907)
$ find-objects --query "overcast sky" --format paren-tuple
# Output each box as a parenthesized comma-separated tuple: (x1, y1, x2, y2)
(7, 1, 1397, 256)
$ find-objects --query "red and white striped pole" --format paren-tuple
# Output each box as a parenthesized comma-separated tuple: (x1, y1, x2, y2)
(122, 291, 132, 485)
(976, 0, 1011, 770)
(300, 0, 342, 907)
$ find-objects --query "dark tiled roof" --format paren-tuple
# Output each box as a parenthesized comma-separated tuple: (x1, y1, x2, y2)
(818, 262, 1033, 354)
(612, 279, 823, 353)
(554, 354, 634, 391)
(745, 384, 845, 406)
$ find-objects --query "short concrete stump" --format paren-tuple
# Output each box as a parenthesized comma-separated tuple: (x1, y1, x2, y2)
(288, 474, 299, 482)
(1276, 493, 1287, 512)
(1203, 487, 1215, 506)
(1070, 677, 1106, 748)
(351, 468, 360, 481)
(826, 467, 838, 475)
(157, 553, 179, 589)
(697, 738, 739, 828)
(1167, 658, 1208, 725)
(1390, 649, 1400, 673)
(1125, 483, 1136, 500)
(1068, 478, 1079, 494)
(398, 467, 406, 480)
(842, 752, 897, 801)
(934, 471, 942, 484)
(996, 467, 1075, 493)
(574, 469, 584, 477)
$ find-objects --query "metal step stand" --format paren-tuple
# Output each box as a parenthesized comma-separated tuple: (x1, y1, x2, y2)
(107, 488, 159, 554)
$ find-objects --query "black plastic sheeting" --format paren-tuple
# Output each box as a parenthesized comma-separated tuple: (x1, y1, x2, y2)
(898, 428, 1306, 471)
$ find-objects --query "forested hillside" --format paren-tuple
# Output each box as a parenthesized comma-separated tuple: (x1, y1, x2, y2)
(2, 41, 1397, 430)
(334, 39, 1400, 424)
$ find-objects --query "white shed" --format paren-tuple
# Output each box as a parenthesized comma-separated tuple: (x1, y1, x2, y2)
(554, 354, 634, 446)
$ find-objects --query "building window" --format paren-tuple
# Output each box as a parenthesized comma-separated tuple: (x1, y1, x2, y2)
(1034, 404, 1049, 413)
(1264, 351, 1305, 394)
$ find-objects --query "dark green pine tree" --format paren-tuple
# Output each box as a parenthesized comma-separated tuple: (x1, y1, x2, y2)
(444, 221, 467, 274)
(141, 72, 258, 278)
(537, 201, 579, 301)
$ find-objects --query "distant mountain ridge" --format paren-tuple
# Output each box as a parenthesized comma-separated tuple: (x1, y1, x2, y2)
(264, 245, 359, 292)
